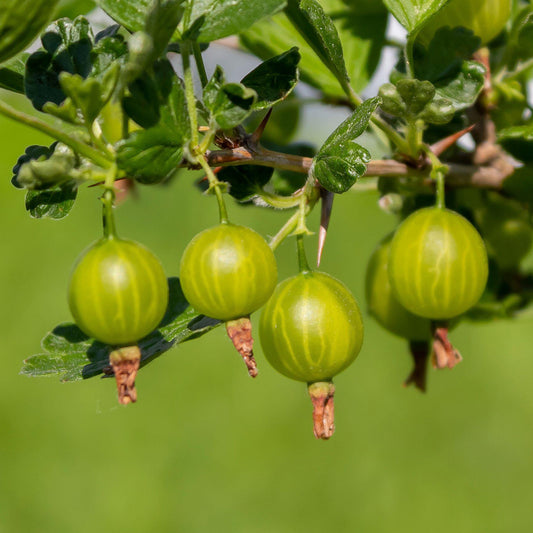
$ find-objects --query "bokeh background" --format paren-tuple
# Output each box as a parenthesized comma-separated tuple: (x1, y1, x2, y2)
(2, 22, 533, 533)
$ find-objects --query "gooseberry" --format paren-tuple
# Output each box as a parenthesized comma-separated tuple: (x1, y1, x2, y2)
(180, 223, 277, 320)
(419, 0, 511, 46)
(259, 270, 364, 439)
(475, 193, 533, 271)
(69, 237, 168, 346)
(180, 223, 277, 376)
(388, 207, 488, 320)
(366, 234, 431, 341)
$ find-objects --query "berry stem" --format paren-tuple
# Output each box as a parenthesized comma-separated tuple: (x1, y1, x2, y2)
(181, 41, 199, 150)
(102, 165, 118, 239)
(436, 170, 446, 209)
(182, 40, 229, 224)
(198, 156, 229, 223)
(269, 211, 300, 251)
(426, 148, 448, 209)
(296, 234, 310, 273)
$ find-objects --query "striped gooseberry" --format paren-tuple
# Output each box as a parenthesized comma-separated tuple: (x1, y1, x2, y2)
(418, 0, 511, 46)
(474, 193, 533, 271)
(68, 235, 169, 405)
(388, 207, 488, 320)
(259, 270, 364, 439)
(179, 223, 277, 376)
(180, 223, 277, 320)
(68, 237, 169, 346)
(366, 234, 431, 341)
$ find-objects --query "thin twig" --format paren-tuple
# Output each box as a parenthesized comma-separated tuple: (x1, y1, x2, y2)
(204, 145, 513, 189)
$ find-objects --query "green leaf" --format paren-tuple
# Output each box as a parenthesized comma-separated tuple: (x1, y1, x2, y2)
(218, 166, 274, 201)
(379, 79, 454, 124)
(116, 128, 185, 183)
(12, 144, 57, 189)
(240, 0, 387, 97)
(45, 67, 119, 125)
(312, 96, 379, 193)
(25, 17, 94, 111)
(433, 60, 485, 113)
(415, 26, 481, 82)
(117, 61, 189, 182)
(0, 52, 28, 93)
(145, 0, 184, 58)
(396, 79, 435, 115)
(90, 31, 128, 79)
(492, 80, 528, 130)
(54, 0, 96, 19)
(203, 66, 257, 129)
(96, 0, 285, 43)
(241, 47, 300, 110)
(503, 166, 533, 203)
(94, 0, 153, 32)
(12, 142, 79, 190)
(285, 0, 349, 92)
(383, 0, 450, 34)
(21, 278, 220, 381)
(187, 0, 286, 42)
(123, 75, 161, 129)
(0, 0, 60, 64)
(508, 5, 533, 63)
(25, 182, 78, 220)
(499, 124, 533, 163)
(117, 1, 184, 88)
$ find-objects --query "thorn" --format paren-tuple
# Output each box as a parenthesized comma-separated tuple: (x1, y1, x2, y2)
(197, 166, 222, 184)
(114, 178, 136, 205)
(317, 188, 334, 268)
(430, 125, 475, 157)
(250, 108, 273, 145)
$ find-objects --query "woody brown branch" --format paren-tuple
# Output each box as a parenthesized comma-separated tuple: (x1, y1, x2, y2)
(204, 145, 515, 189)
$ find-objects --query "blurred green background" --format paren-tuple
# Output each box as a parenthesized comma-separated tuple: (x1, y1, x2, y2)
(1, 92, 533, 533)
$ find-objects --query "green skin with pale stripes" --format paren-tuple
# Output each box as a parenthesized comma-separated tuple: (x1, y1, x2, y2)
(179, 223, 277, 321)
(68, 237, 169, 346)
(259, 271, 364, 383)
(389, 207, 488, 320)
(366, 234, 431, 341)
(419, 0, 511, 46)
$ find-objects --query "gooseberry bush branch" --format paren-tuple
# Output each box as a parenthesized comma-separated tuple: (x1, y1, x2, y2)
(3, 0, 533, 437)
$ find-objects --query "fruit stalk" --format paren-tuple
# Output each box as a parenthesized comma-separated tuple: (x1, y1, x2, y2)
(308, 381, 335, 440)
